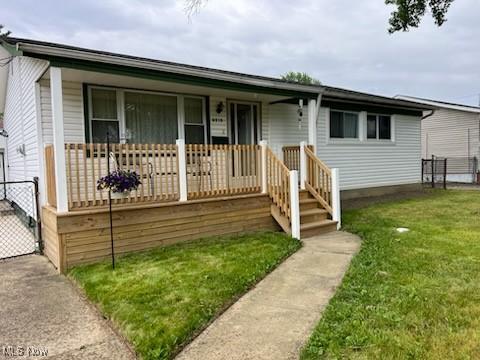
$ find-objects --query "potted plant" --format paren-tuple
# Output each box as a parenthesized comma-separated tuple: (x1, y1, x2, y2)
(97, 169, 141, 199)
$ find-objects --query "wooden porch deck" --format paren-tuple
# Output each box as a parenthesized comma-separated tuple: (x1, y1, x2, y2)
(42, 142, 340, 273)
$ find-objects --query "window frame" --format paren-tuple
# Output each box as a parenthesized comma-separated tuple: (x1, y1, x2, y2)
(88, 86, 122, 143)
(366, 113, 393, 141)
(328, 109, 360, 141)
(87, 85, 207, 144)
(183, 95, 207, 144)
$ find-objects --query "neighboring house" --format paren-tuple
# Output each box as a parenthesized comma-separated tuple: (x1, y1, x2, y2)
(0, 37, 431, 272)
(397, 96, 480, 183)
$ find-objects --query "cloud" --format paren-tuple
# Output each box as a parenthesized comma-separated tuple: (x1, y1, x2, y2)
(3, 0, 480, 105)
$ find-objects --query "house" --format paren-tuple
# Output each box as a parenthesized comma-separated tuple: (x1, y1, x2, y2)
(0, 37, 431, 272)
(397, 96, 479, 183)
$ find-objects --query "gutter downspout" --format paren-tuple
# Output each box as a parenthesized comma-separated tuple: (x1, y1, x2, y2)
(422, 109, 435, 120)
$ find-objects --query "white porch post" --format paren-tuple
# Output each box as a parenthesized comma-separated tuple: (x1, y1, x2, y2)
(299, 141, 307, 190)
(307, 99, 317, 151)
(260, 140, 268, 194)
(50, 67, 68, 213)
(331, 168, 341, 229)
(176, 139, 188, 201)
(289, 170, 300, 240)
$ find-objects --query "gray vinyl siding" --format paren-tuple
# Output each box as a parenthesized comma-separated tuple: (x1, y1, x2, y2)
(264, 104, 422, 190)
(317, 108, 421, 190)
(422, 108, 480, 159)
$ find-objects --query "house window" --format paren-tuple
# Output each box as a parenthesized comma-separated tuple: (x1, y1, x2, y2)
(124, 91, 178, 144)
(330, 110, 359, 139)
(367, 114, 391, 140)
(88, 86, 207, 144)
(90, 88, 120, 143)
(184, 97, 206, 144)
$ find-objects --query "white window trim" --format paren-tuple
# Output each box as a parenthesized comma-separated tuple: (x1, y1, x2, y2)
(365, 113, 395, 143)
(87, 85, 207, 144)
(326, 108, 397, 146)
(88, 86, 122, 143)
(327, 109, 361, 144)
(183, 95, 207, 144)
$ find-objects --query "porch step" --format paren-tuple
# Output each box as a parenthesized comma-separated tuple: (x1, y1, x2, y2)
(300, 208, 328, 224)
(299, 190, 311, 200)
(300, 219, 338, 238)
(300, 198, 320, 211)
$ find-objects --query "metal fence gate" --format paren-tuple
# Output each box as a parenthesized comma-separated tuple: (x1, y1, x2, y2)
(0, 178, 42, 260)
(422, 157, 447, 189)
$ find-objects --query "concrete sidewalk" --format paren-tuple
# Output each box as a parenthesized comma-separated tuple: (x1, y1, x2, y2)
(0, 255, 135, 359)
(176, 231, 361, 360)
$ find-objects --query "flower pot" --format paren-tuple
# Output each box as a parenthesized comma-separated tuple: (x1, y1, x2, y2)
(109, 191, 130, 200)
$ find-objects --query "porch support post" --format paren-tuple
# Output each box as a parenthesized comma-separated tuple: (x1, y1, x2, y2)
(50, 67, 68, 213)
(307, 99, 317, 151)
(176, 139, 188, 201)
(331, 168, 341, 229)
(289, 170, 300, 240)
(260, 140, 268, 194)
(299, 141, 307, 190)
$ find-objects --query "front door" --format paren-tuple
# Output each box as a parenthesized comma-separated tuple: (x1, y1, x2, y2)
(229, 102, 259, 145)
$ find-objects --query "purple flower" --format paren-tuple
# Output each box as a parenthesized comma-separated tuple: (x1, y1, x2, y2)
(97, 170, 141, 193)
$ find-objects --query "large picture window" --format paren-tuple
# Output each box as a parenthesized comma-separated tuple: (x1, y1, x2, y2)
(330, 110, 359, 139)
(125, 92, 178, 144)
(88, 86, 206, 144)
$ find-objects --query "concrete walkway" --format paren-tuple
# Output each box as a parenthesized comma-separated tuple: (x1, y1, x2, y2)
(177, 231, 361, 360)
(0, 255, 135, 359)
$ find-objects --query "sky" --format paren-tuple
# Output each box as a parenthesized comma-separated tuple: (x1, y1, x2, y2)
(3, 0, 480, 105)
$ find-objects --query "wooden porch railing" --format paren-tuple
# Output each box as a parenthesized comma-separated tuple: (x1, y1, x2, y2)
(267, 148, 291, 220)
(186, 144, 261, 199)
(283, 145, 314, 170)
(64, 143, 179, 209)
(304, 146, 333, 214)
(44, 144, 57, 207)
(50, 143, 264, 210)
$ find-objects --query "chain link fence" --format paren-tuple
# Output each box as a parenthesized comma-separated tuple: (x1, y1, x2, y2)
(422, 157, 447, 189)
(0, 179, 42, 260)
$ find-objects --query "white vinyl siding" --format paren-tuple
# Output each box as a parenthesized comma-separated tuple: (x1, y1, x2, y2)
(422, 108, 480, 159)
(4, 56, 48, 181)
(3, 56, 49, 216)
(40, 80, 85, 144)
(263, 103, 422, 190)
(262, 103, 308, 157)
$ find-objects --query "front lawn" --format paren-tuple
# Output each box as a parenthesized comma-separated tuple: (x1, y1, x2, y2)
(302, 190, 480, 359)
(69, 232, 300, 360)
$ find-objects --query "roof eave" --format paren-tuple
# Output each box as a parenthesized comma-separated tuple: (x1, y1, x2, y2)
(15, 41, 323, 95)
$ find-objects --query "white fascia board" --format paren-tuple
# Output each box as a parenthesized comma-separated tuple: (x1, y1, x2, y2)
(17, 42, 323, 95)
(396, 95, 480, 114)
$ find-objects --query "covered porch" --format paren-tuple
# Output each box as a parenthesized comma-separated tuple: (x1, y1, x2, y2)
(41, 64, 324, 212)
(39, 63, 339, 272)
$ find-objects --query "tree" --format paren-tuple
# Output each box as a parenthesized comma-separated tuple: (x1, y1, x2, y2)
(0, 24, 11, 40)
(280, 72, 321, 85)
(184, 0, 455, 33)
(386, 0, 454, 33)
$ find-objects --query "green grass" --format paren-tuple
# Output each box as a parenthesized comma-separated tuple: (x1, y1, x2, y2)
(302, 190, 480, 359)
(69, 232, 300, 360)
